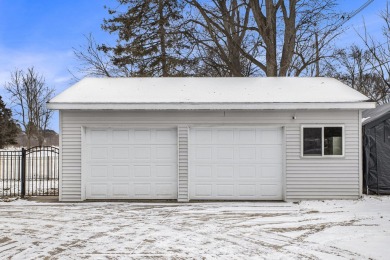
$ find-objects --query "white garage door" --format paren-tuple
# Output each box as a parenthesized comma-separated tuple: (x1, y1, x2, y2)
(84, 128, 177, 199)
(190, 127, 283, 200)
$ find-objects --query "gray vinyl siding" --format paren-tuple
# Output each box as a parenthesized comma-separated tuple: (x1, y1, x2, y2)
(177, 125, 189, 202)
(60, 110, 360, 201)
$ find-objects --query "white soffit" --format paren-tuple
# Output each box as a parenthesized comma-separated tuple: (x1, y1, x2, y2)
(47, 77, 375, 110)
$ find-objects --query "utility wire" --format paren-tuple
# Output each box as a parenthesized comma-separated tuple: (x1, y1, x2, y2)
(362, 60, 390, 73)
(317, 1, 375, 76)
(336, 0, 375, 28)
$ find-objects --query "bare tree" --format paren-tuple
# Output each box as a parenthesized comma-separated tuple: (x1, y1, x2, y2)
(73, 0, 343, 78)
(5, 67, 55, 148)
(358, 2, 390, 102)
(330, 45, 390, 103)
(288, 0, 343, 76)
(187, 0, 343, 77)
(71, 34, 133, 79)
(187, 0, 257, 76)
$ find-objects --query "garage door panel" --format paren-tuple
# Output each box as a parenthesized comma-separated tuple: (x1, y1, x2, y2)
(155, 183, 176, 196)
(89, 183, 108, 197)
(261, 184, 280, 196)
(261, 165, 281, 178)
(134, 146, 151, 159)
(194, 165, 212, 178)
(156, 146, 176, 159)
(112, 183, 130, 196)
(155, 165, 175, 177)
(216, 129, 234, 143)
(134, 183, 151, 196)
(194, 129, 213, 144)
(85, 128, 177, 200)
(261, 146, 282, 159)
(216, 165, 234, 178)
(134, 165, 151, 177)
(156, 129, 176, 143)
(89, 130, 109, 144)
(259, 129, 282, 144)
(134, 130, 151, 143)
(238, 165, 256, 178)
(112, 130, 129, 144)
(90, 147, 108, 160)
(239, 147, 256, 160)
(216, 184, 235, 196)
(190, 127, 283, 200)
(112, 165, 130, 178)
(112, 147, 130, 159)
(193, 184, 213, 197)
(216, 147, 234, 160)
(195, 147, 212, 160)
(238, 184, 256, 197)
(238, 129, 256, 144)
(90, 165, 108, 178)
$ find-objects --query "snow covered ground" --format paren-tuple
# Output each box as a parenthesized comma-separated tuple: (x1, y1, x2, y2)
(0, 196, 389, 259)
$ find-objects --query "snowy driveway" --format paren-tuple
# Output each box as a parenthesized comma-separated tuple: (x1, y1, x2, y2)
(0, 196, 389, 259)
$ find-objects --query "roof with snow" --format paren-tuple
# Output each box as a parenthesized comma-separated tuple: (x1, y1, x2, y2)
(47, 77, 375, 110)
(363, 102, 390, 127)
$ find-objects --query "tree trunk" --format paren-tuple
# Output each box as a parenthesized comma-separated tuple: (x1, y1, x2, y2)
(158, 0, 168, 77)
(279, 0, 297, 76)
(265, 0, 278, 76)
(222, 0, 245, 76)
(249, 0, 278, 76)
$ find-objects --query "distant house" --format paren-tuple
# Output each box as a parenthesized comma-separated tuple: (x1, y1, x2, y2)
(362, 102, 390, 195)
(47, 77, 375, 202)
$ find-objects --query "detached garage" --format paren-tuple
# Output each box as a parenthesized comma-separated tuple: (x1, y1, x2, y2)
(47, 77, 375, 202)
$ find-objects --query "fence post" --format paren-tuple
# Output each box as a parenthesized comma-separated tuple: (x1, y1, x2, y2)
(21, 148, 26, 198)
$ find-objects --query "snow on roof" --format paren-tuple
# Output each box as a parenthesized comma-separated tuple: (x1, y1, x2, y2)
(362, 102, 390, 126)
(48, 77, 375, 110)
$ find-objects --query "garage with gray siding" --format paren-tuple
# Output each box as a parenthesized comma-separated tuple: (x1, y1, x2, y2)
(48, 77, 375, 201)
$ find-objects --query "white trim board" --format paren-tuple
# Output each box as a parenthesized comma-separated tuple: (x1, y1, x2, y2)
(48, 102, 375, 110)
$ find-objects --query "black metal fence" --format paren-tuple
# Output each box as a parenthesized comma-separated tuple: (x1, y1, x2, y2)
(0, 146, 59, 198)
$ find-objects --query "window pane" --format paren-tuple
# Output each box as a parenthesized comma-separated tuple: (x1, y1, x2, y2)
(324, 127, 343, 155)
(303, 128, 322, 156)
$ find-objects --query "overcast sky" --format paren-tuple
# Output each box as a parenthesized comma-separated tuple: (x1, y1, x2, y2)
(0, 0, 387, 131)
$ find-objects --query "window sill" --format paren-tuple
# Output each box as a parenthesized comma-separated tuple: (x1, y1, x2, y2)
(300, 155, 345, 159)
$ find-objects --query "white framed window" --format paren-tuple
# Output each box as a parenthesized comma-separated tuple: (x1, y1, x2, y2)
(301, 125, 344, 157)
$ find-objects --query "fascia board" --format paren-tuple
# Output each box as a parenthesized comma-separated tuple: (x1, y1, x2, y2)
(47, 102, 376, 110)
